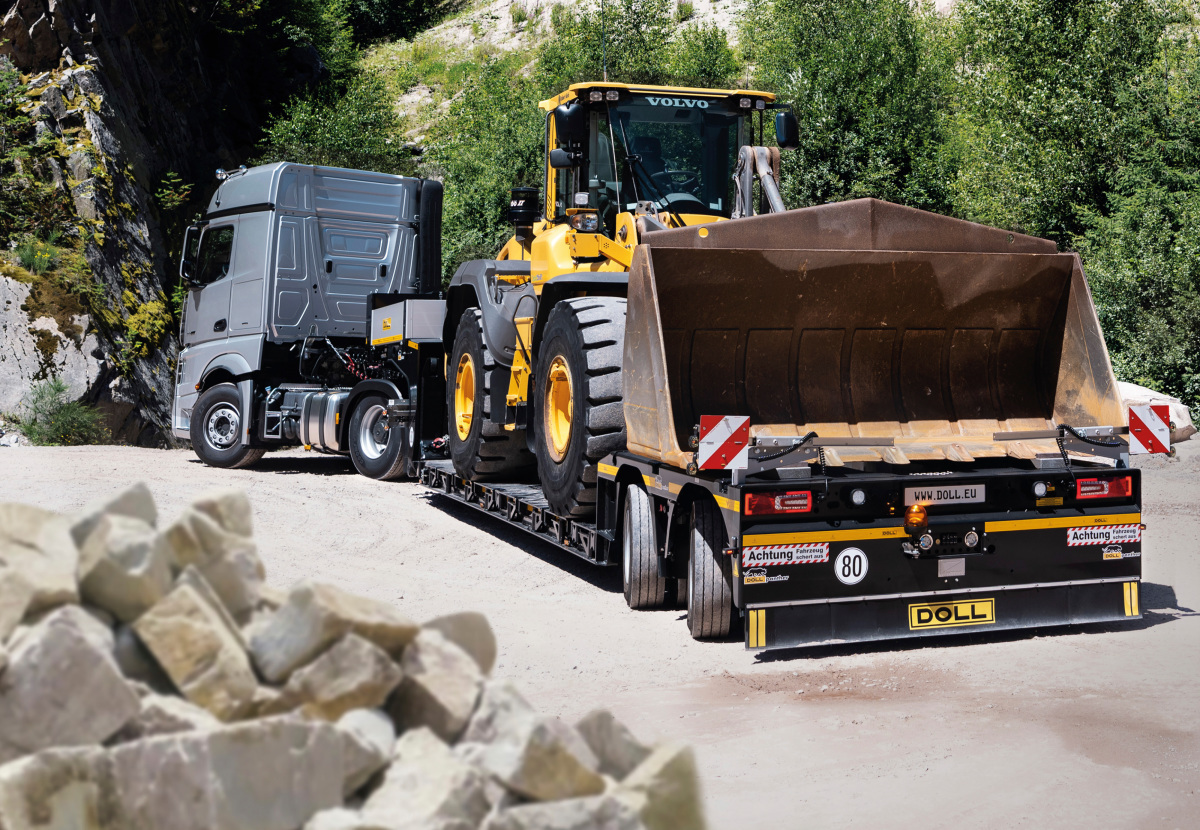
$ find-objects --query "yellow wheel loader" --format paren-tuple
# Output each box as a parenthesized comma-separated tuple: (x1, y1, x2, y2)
(441, 82, 794, 517)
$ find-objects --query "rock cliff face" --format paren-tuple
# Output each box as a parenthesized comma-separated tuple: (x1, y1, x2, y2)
(0, 0, 308, 444)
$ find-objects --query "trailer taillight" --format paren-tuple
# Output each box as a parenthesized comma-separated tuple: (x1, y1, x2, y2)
(1076, 476, 1133, 500)
(744, 490, 812, 516)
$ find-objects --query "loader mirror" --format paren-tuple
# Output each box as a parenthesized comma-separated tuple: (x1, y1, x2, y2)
(549, 148, 579, 169)
(776, 112, 800, 150)
(553, 101, 586, 150)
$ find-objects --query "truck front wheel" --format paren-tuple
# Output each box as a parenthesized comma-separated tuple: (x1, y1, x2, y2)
(349, 394, 409, 481)
(687, 499, 736, 639)
(622, 484, 666, 609)
(190, 384, 265, 469)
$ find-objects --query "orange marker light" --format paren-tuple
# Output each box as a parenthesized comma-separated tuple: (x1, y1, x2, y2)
(905, 503, 928, 528)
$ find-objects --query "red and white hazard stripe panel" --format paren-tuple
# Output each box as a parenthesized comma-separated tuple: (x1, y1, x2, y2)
(742, 543, 829, 567)
(1128, 405, 1171, 454)
(698, 415, 750, 471)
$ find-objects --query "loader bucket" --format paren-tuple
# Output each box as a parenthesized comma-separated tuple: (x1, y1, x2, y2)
(623, 199, 1124, 467)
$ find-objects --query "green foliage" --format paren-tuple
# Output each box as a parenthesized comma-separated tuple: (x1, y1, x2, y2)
(424, 60, 546, 278)
(259, 72, 414, 174)
(742, 0, 950, 210)
(943, 0, 1172, 242)
(124, 299, 172, 360)
(675, 1, 695, 23)
(539, 0, 682, 87)
(19, 376, 109, 446)
(511, 4, 529, 26)
(668, 23, 741, 88)
(15, 237, 60, 275)
(155, 172, 194, 212)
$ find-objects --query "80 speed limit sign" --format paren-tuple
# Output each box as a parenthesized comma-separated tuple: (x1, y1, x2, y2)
(834, 547, 868, 585)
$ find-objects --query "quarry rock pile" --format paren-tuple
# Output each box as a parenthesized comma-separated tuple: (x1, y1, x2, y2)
(0, 484, 705, 830)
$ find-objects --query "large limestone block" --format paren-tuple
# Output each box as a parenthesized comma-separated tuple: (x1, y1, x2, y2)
(250, 581, 419, 684)
(0, 503, 79, 639)
(359, 727, 491, 830)
(335, 708, 395, 797)
(576, 710, 652, 780)
(0, 607, 138, 764)
(424, 611, 497, 675)
(176, 565, 246, 648)
(463, 680, 538, 744)
(191, 488, 254, 537)
(282, 633, 403, 721)
(613, 745, 706, 830)
(78, 514, 173, 623)
(112, 623, 173, 691)
(132, 584, 257, 721)
(111, 693, 222, 742)
(482, 795, 645, 830)
(477, 717, 605, 803)
(389, 629, 483, 742)
(108, 717, 344, 830)
(161, 508, 264, 620)
(70, 481, 157, 548)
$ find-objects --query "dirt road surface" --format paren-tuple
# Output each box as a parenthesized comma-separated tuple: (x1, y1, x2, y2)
(2, 442, 1197, 829)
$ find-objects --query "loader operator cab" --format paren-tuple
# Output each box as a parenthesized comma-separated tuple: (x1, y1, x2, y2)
(540, 84, 784, 239)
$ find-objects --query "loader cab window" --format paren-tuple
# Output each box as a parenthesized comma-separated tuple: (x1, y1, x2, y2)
(586, 96, 744, 229)
(194, 225, 235, 286)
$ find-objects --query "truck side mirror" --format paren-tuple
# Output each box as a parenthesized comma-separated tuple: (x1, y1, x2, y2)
(549, 148, 579, 169)
(553, 101, 586, 150)
(180, 259, 198, 286)
(776, 112, 800, 150)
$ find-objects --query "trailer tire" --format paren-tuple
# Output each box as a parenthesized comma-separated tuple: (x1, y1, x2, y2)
(534, 298, 626, 518)
(448, 308, 534, 480)
(687, 499, 736, 639)
(190, 384, 265, 469)
(349, 394, 410, 481)
(622, 485, 666, 609)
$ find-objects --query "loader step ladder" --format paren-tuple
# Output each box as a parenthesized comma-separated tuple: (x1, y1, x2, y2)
(419, 460, 613, 564)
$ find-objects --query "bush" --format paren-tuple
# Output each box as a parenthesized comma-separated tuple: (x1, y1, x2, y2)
(15, 237, 59, 275)
(259, 72, 415, 174)
(20, 377, 109, 446)
(668, 23, 741, 88)
(675, 1, 695, 23)
(511, 4, 529, 26)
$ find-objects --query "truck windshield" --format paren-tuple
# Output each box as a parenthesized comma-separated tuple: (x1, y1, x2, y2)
(587, 96, 743, 225)
(194, 225, 235, 286)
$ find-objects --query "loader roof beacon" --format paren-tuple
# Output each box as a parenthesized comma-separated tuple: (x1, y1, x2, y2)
(174, 83, 1165, 652)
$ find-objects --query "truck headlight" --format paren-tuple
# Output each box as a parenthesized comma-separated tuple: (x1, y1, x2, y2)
(1033, 481, 1048, 498)
(918, 533, 934, 551)
(964, 531, 979, 548)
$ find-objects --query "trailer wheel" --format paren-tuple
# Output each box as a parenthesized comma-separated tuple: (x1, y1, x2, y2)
(534, 298, 626, 517)
(190, 384, 265, 469)
(349, 394, 410, 481)
(687, 499, 736, 639)
(448, 308, 534, 480)
(622, 485, 666, 609)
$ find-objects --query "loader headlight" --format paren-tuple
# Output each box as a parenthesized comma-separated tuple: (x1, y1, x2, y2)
(570, 212, 599, 232)
(589, 91, 604, 102)
(964, 531, 979, 548)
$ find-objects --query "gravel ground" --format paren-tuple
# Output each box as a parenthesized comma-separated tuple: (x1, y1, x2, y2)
(2, 441, 1197, 829)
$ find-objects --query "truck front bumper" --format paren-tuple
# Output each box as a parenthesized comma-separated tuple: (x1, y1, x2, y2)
(745, 578, 1142, 650)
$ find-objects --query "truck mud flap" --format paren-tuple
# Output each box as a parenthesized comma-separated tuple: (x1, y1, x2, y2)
(745, 579, 1142, 651)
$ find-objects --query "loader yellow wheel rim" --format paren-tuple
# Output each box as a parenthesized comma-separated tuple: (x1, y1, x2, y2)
(545, 355, 574, 463)
(454, 353, 476, 441)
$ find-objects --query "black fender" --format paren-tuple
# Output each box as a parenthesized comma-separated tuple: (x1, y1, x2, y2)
(443, 259, 535, 368)
(340, 379, 407, 448)
(531, 272, 629, 349)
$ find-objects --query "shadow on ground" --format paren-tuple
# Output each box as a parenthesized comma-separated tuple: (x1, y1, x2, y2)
(421, 492, 623, 595)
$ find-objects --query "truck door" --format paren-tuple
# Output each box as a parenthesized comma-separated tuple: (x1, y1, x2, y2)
(182, 222, 237, 346)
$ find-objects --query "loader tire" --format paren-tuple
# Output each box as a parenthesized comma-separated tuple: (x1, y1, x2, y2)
(448, 308, 534, 480)
(622, 484, 667, 609)
(349, 393, 410, 481)
(190, 384, 266, 469)
(687, 498, 736, 640)
(534, 297, 627, 518)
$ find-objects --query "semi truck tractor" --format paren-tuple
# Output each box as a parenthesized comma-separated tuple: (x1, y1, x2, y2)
(175, 82, 1166, 652)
